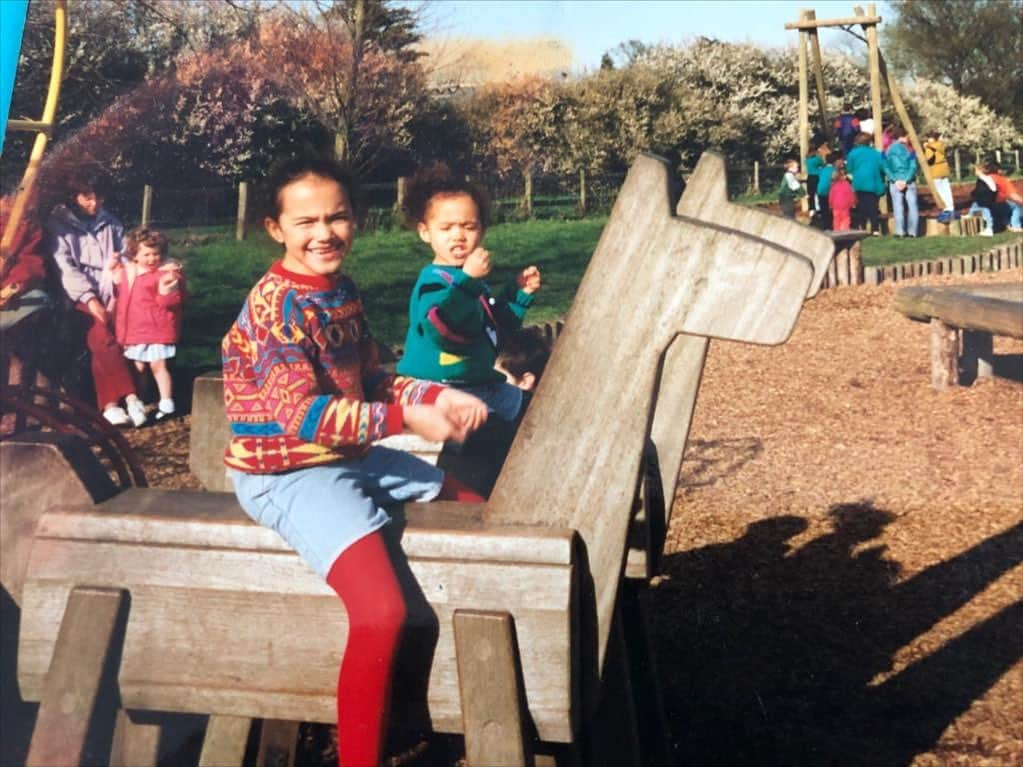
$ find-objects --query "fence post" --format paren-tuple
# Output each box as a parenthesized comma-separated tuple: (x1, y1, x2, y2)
(1015, 149, 1021, 175)
(235, 181, 248, 242)
(953, 149, 961, 181)
(141, 185, 153, 227)
(396, 176, 407, 211)
(522, 169, 533, 217)
(578, 168, 587, 213)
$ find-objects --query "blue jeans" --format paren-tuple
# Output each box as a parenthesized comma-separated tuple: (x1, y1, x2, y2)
(889, 182, 919, 236)
(1007, 200, 1022, 229)
(455, 380, 523, 422)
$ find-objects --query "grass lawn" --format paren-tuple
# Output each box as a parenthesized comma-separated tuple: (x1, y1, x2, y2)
(172, 215, 1019, 370)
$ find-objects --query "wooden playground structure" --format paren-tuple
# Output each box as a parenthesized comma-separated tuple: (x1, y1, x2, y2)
(786, 3, 950, 211)
(1, 152, 836, 766)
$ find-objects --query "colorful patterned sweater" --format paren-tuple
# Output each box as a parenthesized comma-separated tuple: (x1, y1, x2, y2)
(222, 260, 444, 474)
(396, 264, 533, 385)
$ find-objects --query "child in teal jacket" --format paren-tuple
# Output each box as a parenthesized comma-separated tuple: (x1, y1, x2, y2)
(397, 165, 542, 421)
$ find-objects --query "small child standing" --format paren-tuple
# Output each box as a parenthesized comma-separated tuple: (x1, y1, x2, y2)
(828, 161, 856, 232)
(223, 155, 487, 767)
(397, 165, 542, 422)
(778, 158, 805, 220)
(110, 227, 185, 422)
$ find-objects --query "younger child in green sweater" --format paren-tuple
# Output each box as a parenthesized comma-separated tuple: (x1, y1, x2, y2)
(397, 165, 542, 421)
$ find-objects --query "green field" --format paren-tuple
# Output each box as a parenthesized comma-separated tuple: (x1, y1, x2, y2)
(173, 218, 1019, 371)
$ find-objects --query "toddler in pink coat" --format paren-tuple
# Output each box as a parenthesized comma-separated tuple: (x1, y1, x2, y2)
(828, 162, 856, 232)
(109, 227, 186, 422)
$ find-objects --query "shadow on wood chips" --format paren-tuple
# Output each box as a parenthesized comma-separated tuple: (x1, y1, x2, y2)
(647, 504, 1023, 766)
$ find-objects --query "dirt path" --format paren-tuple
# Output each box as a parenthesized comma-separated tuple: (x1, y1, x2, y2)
(124, 266, 1023, 766)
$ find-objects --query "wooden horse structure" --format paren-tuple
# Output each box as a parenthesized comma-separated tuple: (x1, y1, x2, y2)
(1, 152, 834, 766)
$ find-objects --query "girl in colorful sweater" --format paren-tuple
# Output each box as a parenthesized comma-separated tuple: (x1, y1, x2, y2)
(222, 155, 487, 767)
(397, 164, 542, 421)
(110, 227, 185, 421)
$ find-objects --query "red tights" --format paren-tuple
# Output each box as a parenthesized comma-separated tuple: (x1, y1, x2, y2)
(326, 532, 406, 767)
(323, 475, 482, 766)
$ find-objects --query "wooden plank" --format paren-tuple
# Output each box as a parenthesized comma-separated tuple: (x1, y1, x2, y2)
(895, 284, 1023, 338)
(110, 709, 161, 767)
(486, 153, 828, 685)
(200, 716, 253, 767)
(454, 610, 529, 767)
(256, 720, 298, 767)
(930, 320, 959, 390)
(25, 587, 127, 767)
(18, 535, 577, 741)
(785, 14, 881, 29)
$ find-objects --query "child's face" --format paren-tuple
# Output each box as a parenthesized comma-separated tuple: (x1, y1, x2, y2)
(418, 193, 483, 269)
(266, 173, 354, 278)
(134, 243, 163, 271)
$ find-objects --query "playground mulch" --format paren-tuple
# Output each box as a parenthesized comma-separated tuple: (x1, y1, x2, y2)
(124, 266, 1023, 767)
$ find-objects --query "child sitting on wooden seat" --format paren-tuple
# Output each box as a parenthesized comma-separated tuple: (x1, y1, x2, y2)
(397, 164, 542, 422)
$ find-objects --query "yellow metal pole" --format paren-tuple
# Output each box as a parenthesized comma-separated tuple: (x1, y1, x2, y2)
(2, 0, 67, 261)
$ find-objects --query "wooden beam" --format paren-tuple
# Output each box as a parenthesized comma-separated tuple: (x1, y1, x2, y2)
(110, 710, 161, 767)
(894, 284, 1023, 339)
(25, 587, 127, 767)
(806, 10, 830, 136)
(861, 4, 888, 214)
(785, 14, 880, 29)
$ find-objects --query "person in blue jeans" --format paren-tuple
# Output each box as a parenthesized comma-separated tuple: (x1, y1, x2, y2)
(884, 125, 919, 237)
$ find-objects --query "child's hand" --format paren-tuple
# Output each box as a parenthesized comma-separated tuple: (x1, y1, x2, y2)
(403, 404, 470, 444)
(517, 265, 542, 294)
(462, 248, 491, 280)
(158, 265, 182, 295)
(435, 387, 488, 435)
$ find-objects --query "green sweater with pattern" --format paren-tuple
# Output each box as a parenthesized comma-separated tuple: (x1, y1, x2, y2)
(397, 264, 533, 385)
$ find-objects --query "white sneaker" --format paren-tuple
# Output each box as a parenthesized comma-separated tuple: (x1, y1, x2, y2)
(126, 398, 147, 427)
(980, 229, 994, 237)
(102, 406, 130, 427)
(155, 399, 175, 421)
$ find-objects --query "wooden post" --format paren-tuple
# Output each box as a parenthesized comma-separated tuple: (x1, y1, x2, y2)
(522, 168, 533, 216)
(1014, 149, 1020, 175)
(797, 11, 810, 174)
(26, 587, 128, 767)
(797, 12, 810, 214)
(930, 319, 958, 389)
(200, 716, 253, 767)
(805, 10, 829, 136)
(141, 184, 153, 227)
(862, 5, 886, 214)
(753, 161, 760, 195)
(396, 176, 407, 211)
(235, 181, 248, 242)
(110, 710, 161, 767)
(455, 610, 530, 767)
(954, 149, 962, 181)
(579, 168, 587, 213)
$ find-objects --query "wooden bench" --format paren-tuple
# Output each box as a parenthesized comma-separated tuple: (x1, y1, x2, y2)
(2, 152, 834, 766)
(894, 282, 1023, 389)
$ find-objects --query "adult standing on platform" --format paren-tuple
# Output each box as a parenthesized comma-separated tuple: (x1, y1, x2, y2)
(884, 126, 920, 238)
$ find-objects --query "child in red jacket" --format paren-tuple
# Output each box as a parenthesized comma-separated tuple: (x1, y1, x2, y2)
(828, 161, 856, 232)
(110, 227, 185, 422)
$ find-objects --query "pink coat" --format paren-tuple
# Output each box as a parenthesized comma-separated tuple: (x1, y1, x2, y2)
(113, 263, 186, 346)
(828, 179, 856, 211)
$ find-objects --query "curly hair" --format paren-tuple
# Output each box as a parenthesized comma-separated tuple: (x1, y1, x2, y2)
(402, 163, 490, 230)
